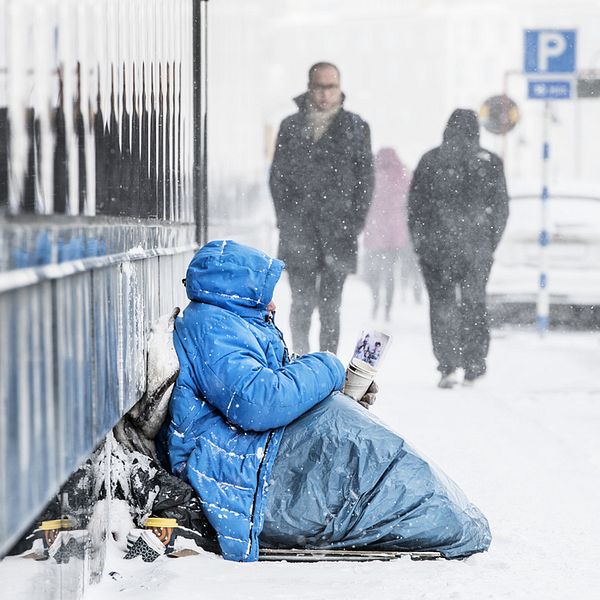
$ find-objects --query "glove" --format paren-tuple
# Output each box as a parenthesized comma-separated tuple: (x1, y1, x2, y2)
(358, 380, 378, 410)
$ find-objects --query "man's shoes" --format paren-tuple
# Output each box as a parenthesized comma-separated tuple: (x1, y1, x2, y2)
(438, 371, 458, 389)
(463, 373, 484, 387)
(463, 371, 485, 386)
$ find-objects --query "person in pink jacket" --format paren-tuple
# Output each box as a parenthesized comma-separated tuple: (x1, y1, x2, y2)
(362, 148, 420, 320)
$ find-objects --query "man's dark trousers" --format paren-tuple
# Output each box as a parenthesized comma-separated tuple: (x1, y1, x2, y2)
(287, 264, 348, 355)
(419, 256, 493, 378)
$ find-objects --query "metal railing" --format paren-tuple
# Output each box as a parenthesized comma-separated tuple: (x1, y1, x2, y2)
(0, 230, 195, 556)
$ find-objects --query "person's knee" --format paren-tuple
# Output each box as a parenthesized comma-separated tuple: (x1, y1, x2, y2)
(292, 297, 315, 313)
(291, 284, 317, 312)
(461, 297, 488, 319)
(318, 293, 343, 319)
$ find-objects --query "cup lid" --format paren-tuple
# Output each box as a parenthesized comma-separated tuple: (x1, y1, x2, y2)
(144, 517, 178, 528)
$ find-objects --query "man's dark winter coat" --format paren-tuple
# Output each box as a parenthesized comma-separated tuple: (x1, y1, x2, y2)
(407, 109, 509, 267)
(407, 109, 509, 378)
(269, 93, 374, 273)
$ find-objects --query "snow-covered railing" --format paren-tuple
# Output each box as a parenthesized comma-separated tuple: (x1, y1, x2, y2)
(0, 238, 195, 559)
(0, 0, 207, 598)
(0, 0, 208, 577)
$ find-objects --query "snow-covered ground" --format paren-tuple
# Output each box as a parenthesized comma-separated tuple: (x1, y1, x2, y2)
(81, 272, 600, 600)
(1, 267, 598, 599)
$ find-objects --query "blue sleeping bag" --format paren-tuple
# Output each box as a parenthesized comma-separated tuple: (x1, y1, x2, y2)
(167, 239, 491, 562)
(261, 393, 491, 558)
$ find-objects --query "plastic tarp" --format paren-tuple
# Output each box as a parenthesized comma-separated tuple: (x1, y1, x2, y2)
(260, 393, 491, 559)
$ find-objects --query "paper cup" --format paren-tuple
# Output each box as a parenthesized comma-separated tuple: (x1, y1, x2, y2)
(343, 358, 377, 401)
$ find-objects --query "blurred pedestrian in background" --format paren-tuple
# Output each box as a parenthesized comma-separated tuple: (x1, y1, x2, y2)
(362, 148, 420, 322)
(269, 62, 373, 354)
(408, 109, 509, 389)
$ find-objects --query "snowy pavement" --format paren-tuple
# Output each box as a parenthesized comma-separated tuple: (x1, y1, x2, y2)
(85, 274, 600, 600)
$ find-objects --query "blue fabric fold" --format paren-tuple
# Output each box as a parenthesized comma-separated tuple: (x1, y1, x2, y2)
(261, 393, 491, 559)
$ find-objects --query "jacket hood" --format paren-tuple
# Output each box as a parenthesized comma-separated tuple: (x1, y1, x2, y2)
(442, 108, 480, 147)
(185, 240, 284, 316)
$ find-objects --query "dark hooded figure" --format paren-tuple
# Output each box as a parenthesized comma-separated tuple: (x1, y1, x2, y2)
(407, 109, 509, 388)
(269, 62, 374, 354)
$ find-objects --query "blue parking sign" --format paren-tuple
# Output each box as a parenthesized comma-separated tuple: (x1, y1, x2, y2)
(528, 80, 571, 100)
(524, 30, 576, 74)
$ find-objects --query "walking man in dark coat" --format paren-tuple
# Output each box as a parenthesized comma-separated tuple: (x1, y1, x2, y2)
(269, 62, 374, 354)
(407, 109, 509, 388)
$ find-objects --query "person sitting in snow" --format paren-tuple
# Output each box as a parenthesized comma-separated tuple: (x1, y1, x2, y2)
(164, 240, 491, 562)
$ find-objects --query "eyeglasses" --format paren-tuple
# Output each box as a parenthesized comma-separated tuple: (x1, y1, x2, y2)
(309, 84, 339, 92)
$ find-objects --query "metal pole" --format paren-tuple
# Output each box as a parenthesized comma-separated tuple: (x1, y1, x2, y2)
(501, 70, 510, 162)
(193, 0, 209, 246)
(201, 0, 208, 245)
(574, 73, 580, 178)
(537, 101, 550, 335)
(501, 69, 521, 163)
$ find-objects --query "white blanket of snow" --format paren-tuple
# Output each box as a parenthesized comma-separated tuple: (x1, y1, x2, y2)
(1, 274, 597, 598)
(84, 274, 600, 600)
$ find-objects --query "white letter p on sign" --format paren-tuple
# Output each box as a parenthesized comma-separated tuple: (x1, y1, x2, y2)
(538, 32, 566, 71)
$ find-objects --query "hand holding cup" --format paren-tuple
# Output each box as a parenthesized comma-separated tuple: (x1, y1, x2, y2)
(357, 380, 378, 410)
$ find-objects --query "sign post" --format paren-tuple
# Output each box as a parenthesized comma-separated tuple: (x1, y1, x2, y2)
(524, 29, 576, 335)
(539, 100, 550, 333)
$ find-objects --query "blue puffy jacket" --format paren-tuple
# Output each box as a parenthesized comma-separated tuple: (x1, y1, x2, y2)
(165, 240, 345, 561)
